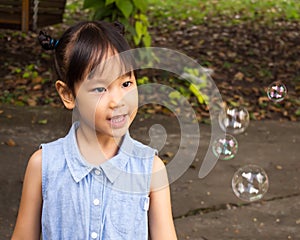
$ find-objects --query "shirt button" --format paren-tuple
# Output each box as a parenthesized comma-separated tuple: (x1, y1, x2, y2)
(91, 232, 98, 239)
(94, 169, 102, 175)
(93, 199, 100, 206)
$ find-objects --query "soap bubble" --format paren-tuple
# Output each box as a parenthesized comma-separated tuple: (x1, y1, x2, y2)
(232, 164, 269, 202)
(212, 134, 238, 160)
(267, 81, 287, 102)
(218, 107, 250, 134)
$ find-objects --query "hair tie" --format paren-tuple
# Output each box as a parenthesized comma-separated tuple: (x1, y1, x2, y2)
(38, 31, 59, 50)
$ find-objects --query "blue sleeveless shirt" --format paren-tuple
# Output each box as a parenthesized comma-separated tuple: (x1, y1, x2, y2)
(40, 122, 156, 239)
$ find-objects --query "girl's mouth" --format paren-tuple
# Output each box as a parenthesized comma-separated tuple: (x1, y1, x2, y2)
(108, 115, 127, 128)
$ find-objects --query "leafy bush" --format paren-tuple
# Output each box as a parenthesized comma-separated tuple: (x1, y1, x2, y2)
(83, 0, 151, 47)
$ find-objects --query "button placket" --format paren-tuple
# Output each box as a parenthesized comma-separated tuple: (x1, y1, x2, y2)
(90, 168, 104, 239)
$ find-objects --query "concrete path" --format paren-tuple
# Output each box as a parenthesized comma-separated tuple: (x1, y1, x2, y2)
(0, 105, 299, 239)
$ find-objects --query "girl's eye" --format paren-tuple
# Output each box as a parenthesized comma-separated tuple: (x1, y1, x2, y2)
(122, 81, 132, 88)
(93, 87, 106, 93)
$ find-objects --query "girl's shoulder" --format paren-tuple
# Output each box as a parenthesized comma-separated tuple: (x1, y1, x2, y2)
(26, 135, 62, 175)
(23, 148, 43, 187)
(152, 155, 165, 171)
(40, 137, 65, 148)
(39, 137, 70, 177)
(28, 148, 43, 169)
(40, 137, 65, 158)
(150, 155, 169, 191)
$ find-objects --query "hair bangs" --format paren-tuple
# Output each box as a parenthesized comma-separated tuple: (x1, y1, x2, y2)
(62, 21, 135, 93)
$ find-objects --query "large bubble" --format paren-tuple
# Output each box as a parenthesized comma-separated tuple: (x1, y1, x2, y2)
(218, 106, 250, 135)
(232, 164, 269, 202)
(212, 134, 238, 160)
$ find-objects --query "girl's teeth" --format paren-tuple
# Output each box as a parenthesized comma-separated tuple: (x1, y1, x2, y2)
(111, 116, 124, 123)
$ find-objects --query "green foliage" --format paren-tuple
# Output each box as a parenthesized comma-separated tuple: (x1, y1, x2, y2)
(148, 0, 300, 25)
(184, 67, 209, 105)
(19, 64, 39, 79)
(168, 67, 210, 107)
(66, 1, 81, 13)
(0, 90, 16, 104)
(83, 0, 151, 47)
(137, 76, 149, 85)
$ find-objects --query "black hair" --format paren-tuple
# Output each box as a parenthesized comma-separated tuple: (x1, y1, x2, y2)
(39, 21, 133, 94)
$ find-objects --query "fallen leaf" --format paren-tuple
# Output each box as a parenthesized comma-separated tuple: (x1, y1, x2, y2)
(27, 98, 37, 106)
(234, 72, 244, 81)
(32, 76, 43, 84)
(163, 151, 175, 158)
(162, 159, 168, 165)
(38, 119, 48, 124)
(276, 165, 283, 170)
(33, 84, 42, 91)
(269, 105, 282, 112)
(146, 109, 155, 114)
(227, 51, 237, 58)
(258, 96, 269, 105)
(246, 77, 255, 83)
(189, 164, 196, 169)
(6, 139, 16, 147)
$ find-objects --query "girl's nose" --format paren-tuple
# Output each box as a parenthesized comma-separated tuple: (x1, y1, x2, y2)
(109, 99, 118, 109)
(108, 90, 125, 109)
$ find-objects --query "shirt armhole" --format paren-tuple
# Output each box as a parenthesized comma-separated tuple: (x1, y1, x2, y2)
(39, 144, 47, 199)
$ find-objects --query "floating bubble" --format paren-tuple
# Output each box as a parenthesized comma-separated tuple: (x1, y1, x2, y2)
(267, 81, 287, 102)
(212, 134, 238, 160)
(218, 106, 250, 134)
(232, 164, 269, 202)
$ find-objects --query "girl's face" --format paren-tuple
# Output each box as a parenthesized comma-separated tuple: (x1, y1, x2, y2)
(73, 63, 138, 139)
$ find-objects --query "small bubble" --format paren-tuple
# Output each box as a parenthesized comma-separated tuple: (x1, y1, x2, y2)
(218, 106, 250, 134)
(267, 81, 287, 102)
(232, 164, 269, 202)
(212, 134, 238, 160)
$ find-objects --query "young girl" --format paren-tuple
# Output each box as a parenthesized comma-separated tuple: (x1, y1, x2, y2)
(12, 21, 177, 240)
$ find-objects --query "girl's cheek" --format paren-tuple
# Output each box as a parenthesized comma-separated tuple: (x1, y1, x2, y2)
(127, 87, 138, 105)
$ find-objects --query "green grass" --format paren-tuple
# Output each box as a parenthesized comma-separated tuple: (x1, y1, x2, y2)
(148, 0, 300, 25)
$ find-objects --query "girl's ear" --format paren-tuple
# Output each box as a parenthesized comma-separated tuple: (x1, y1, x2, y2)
(55, 80, 75, 109)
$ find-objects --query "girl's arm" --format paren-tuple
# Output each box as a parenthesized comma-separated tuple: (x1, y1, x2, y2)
(11, 149, 43, 240)
(148, 155, 178, 240)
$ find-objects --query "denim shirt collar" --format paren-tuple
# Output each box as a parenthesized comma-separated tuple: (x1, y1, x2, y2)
(63, 122, 134, 183)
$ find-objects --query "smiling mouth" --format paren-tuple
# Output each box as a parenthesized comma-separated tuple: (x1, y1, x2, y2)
(108, 115, 127, 128)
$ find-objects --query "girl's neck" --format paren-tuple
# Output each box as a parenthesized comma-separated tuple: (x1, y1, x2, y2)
(75, 125, 122, 166)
